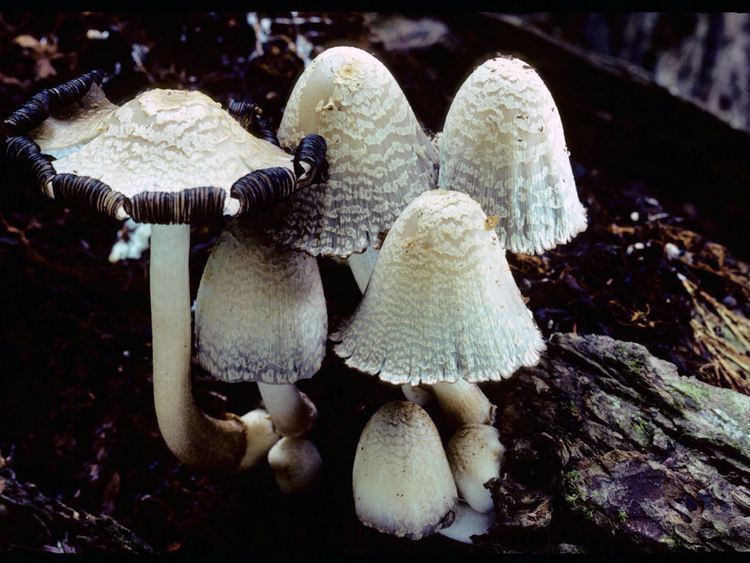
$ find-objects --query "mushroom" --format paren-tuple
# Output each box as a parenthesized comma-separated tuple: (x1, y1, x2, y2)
(446, 424, 506, 513)
(268, 436, 323, 495)
(353, 401, 457, 539)
(439, 56, 587, 255)
(3, 72, 326, 472)
(271, 45, 438, 290)
(332, 189, 544, 419)
(194, 218, 326, 488)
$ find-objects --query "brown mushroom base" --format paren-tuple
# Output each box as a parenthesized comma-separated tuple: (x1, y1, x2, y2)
(150, 224, 280, 472)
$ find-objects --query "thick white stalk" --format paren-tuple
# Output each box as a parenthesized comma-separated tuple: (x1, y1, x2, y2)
(347, 245, 379, 293)
(431, 380, 496, 429)
(150, 224, 279, 471)
(257, 382, 317, 437)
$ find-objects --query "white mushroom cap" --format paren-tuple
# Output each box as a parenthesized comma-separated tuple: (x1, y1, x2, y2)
(32, 82, 118, 159)
(195, 219, 327, 384)
(272, 46, 438, 257)
(446, 424, 505, 513)
(439, 56, 587, 255)
(353, 401, 457, 539)
(333, 189, 544, 385)
(50, 88, 293, 200)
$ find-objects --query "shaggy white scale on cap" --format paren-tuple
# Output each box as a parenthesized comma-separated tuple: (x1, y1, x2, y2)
(353, 401, 457, 539)
(52, 89, 293, 198)
(332, 189, 544, 385)
(272, 46, 438, 257)
(439, 56, 587, 255)
(33, 83, 119, 159)
(195, 220, 327, 385)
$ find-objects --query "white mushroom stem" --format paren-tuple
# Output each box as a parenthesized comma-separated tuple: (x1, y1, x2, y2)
(438, 501, 496, 544)
(401, 384, 432, 406)
(431, 380, 496, 429)
(150, 223, 279, 471)
(257, 382, 317, 437)
(347, 245, 380, 293)
(446, 424, 505, 513)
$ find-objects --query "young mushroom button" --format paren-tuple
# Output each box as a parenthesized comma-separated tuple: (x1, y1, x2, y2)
(271, 45, 438, 291)
(4, 72, 327, 473)
(439, 56, 588, 255)
(353, 401, 458, 540)
(195, 219, 326, 490)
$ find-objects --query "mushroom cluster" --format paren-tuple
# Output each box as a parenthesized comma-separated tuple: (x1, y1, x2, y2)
(3, 71, 326, 479)
(4, 46, 587, 543)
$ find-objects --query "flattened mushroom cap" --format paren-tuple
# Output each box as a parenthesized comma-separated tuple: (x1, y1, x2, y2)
(353, 401, 457, 539)
(271, 46, 438, 257)
(6, 75, 308, 225)
(332, 189, 544, 385)
(32, 82, 118, 159)
(52, 89, 293, 216)
(439, 56, 587, 254)
(195, 219, 327, 384)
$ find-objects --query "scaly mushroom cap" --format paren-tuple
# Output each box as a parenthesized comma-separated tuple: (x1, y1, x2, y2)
(439, 56, 587, 254)
(272, 46, 439, 257)
(195, 219, 327, 384)
(353, 401, 457, 539)
(52, 88, 293, 199)
(332, 189, 544, 385)
(32, 82, 119, 159)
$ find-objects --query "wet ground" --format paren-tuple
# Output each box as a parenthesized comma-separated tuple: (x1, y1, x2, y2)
(0, 12, 748, 554)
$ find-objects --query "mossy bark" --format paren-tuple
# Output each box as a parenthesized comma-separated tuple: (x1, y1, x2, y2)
(482, 333, 750, 552)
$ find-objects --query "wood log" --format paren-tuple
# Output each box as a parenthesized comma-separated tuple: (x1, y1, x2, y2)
(481, 333, 750, 552)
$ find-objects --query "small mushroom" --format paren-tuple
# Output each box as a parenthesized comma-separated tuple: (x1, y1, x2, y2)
(195, 218, 326, 440)
(439, 56, 588, 254)
(267, 436, 323, 495)
(272, 46, 438, 289)
(4, 73, 325, 473)
(353, 401, 457, 539)
(446, 424, 506, 513)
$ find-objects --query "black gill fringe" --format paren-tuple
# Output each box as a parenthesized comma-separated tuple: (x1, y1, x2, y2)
(3, 70, 105, 136)
(128, 187, 226, 224)
(294, 134, 327, 185)
(52, 174, 127, 219)
(230, 167, 296, 214)
(227, 99, 279, 146)
(5, 136, 56, 187)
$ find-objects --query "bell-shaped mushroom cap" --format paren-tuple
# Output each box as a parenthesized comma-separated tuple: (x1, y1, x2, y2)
(353, 401, 457, 539)
(195, 219, 327, 384)
(446, 424, 505, 513)
(52, 88, 293, 200)
(332, 189, 544, 386)
(439, 56, 587, 255)
(271, 46, 439, 257)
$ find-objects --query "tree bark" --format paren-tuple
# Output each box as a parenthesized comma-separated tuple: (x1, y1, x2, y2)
(482, 333, 750, 552)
